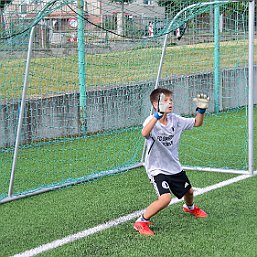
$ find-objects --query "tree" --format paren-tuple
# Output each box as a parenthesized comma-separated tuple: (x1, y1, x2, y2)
(0, 0, 11, 9)
(0, 0, 12, 32)
(109, 0, 135, 35)
(157, 0, 203, 19)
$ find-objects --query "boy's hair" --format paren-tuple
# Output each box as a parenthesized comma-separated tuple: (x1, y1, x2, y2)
(150, 88, 173, 105)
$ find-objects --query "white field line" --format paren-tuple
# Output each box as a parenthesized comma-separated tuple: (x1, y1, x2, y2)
(11, 174, 251, 257)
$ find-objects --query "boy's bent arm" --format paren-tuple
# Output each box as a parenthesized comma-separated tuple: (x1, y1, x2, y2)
(142, 117, 158, 137)
(194, 112, 204, 127)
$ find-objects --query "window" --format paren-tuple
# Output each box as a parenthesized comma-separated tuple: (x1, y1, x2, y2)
(143, 0, 152, 5)
(20, 4, 27, 13)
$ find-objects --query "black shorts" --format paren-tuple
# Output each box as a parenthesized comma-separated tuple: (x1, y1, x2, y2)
(152, 170, 192, 199)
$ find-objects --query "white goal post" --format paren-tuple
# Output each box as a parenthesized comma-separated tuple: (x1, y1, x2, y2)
(1, 0, 255, 205)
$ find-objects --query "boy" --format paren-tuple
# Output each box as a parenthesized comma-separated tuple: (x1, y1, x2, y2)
(134, 88, 209, 236)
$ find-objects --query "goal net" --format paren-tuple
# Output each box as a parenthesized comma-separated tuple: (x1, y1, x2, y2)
(0, 0, 256, 203)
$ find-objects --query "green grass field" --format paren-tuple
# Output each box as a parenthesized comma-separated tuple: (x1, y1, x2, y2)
(0, 107, 256, 256)
(1, 168, 257, 257)
(1, 107, 256, 201)
(1, 39, 255, 98)
(0, 127, 144, 199)
(1, 37, 257, 256)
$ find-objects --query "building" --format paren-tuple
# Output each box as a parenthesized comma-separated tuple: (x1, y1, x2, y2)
(2, 0, 165, 45)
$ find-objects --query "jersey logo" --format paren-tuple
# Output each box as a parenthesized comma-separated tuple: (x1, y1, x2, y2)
(184, 182, 189, 188)
(162, 181, 170, 189)
(157, 134, 174, 147)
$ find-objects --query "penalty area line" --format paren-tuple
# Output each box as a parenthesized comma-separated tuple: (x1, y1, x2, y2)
(11, 174, 251, 257)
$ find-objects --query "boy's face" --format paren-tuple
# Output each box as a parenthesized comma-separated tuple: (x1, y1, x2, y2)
(153, 93, 173, 113)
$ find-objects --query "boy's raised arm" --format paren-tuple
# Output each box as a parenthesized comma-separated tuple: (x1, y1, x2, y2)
(193, 94, 210, 127)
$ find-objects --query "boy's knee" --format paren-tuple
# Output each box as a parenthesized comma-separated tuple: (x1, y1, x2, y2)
(159, 193, 172, 206)
(186, 187, 194, 195)
(184, 188, 194, 201)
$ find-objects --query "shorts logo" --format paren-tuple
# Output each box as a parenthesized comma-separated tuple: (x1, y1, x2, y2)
(162, 181, 169, 189)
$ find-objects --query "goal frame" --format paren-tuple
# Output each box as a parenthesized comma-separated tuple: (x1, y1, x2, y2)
(1, 0, 256, 205)
(142, 0, 256, 176)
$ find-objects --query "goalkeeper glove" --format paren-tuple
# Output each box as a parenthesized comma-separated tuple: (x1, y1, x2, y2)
(193, 93, 210, 114)
(154, 93, 169, 120)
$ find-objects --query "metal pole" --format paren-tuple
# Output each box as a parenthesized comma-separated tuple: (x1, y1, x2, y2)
(141, 33, 169, 164)
(214, 1, 221, 113)
(248, 0, 254, 175)
(77, 0, 87, 133)
(8, 26, 35, 197)
(155, 33, 169, 89)
(2, 162, 143, 204)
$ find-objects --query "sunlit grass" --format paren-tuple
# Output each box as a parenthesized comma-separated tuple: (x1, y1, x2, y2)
(1, 39, 255, 98)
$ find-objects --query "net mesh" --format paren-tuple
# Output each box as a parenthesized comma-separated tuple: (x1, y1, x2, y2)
(0, 0, 256, 201)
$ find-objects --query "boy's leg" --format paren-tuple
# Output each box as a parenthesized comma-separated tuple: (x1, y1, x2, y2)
(134, 193, 171, 236)
(183, 188, 208, 218)
(183, 187, 194, 206)
(144, 193, 171, 219)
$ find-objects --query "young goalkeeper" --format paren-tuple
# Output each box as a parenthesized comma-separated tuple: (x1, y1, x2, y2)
(134, 87, 209, 236)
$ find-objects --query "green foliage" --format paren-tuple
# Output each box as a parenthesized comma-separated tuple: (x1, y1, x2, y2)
(0, 0, 12, 9)
(157, 0, 203, 19)
(221, 1, 249, 15)
(156, 0, 248, 20)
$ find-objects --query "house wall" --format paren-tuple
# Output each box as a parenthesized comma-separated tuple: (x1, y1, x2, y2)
(101, 0, 165, 19)
(3, 0, 165, 45)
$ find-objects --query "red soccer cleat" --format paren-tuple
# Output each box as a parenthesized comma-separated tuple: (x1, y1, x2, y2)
(183, 204, 208, 218)
(133, 221, 154, 236)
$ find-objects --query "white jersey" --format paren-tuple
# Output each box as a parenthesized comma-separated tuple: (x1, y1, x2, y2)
(143, 113, 195, 177)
